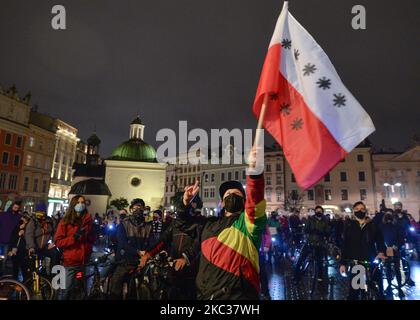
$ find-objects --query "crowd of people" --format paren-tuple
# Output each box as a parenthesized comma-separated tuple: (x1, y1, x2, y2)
(258, 201, 419, 300)
(0, 158, 419, 300)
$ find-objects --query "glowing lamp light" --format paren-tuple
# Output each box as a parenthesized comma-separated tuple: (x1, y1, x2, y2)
(391, 197, 399, 204)
(271, 237, 276, 242)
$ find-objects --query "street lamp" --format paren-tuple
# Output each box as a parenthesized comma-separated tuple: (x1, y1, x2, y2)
(383, 182, 402, 193)
(384, 182, 402, 205)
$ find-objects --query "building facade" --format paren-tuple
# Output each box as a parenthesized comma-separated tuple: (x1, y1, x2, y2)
(0, 85, 30, 209)
(20, 111, 56, 212)
(373, 142, 420, 220)
(264, 144, 286, 212)
(48, 119, 79, 214)
(284, 141, 376, 215)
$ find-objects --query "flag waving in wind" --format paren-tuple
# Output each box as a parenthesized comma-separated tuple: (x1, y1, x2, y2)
(253, 2, 375, 190)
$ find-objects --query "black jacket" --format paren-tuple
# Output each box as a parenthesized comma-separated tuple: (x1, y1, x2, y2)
(9, 220, 27, 257)
(147, 205, 205, 274)
(378, 221, 405, 248)
(305, 215, 331, 246)
(115, 216, 152, 264)
(340, 219, 386, 264)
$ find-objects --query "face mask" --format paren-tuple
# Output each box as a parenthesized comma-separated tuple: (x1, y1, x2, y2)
(395, 209, 402, 214)
(133, 208, 143, 216)
(354, 210, 367, 220)
(74, 203, 85, 213)
(315, 211, 323, 218)
(223, 194, 245, 214)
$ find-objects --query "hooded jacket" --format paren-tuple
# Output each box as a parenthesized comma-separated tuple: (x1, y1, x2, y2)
(54, 212, 95, 267)
(195, 174, 266, 300)
(25, 216, 54, 250)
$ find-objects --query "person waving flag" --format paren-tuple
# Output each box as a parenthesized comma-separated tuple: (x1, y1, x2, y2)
(253, 1, 375, 189)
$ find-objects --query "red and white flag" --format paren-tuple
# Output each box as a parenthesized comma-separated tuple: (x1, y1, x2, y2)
(253, 1, 375, 189)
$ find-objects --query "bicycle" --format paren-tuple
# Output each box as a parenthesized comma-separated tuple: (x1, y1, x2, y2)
(67, 251, 114, 300)
(343, 259, 383, 300)
(24, 254, 54, 300)
(0, 255, 31, 300)
(126, 251, 175, 300)
(325, 242, 341, 268)
(287, 230, 305, 262)
(294, 241, 328, 297)
(382, 248, 410, 290)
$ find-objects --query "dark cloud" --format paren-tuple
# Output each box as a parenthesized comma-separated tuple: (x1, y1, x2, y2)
(0, 0, 418, 156)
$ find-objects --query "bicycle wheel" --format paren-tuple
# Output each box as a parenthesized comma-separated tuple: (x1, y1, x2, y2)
(399, 257, 410, 287)
(366, 281, 382, 300)
(0, 279, 31, 300)
(137, 282, 152, 300)
(386, 257, 410, 289)
(24, 276, 54, 300)
(306, 260, 317, 297)
(68, 281, 87, 300)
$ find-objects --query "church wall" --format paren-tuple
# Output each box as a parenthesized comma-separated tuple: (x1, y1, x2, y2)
(104, 160, 167, 210)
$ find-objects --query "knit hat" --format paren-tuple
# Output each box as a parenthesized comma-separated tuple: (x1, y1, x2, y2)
(131, 198, 145, 208)
(219, 181, 246, 199)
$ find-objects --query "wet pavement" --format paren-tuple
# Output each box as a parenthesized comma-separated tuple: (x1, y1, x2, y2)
(264, 257, 420, 300)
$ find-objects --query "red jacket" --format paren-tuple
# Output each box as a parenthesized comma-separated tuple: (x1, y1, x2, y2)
(54, 213, 95, 267)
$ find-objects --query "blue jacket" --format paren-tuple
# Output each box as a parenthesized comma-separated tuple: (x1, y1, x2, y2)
(0, 208, 21, 245)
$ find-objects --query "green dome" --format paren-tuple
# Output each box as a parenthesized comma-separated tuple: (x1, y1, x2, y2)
(110, 138, 157, 162)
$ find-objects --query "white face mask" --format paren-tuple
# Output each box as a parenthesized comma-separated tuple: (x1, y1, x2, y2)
(74, 203, 86, 213)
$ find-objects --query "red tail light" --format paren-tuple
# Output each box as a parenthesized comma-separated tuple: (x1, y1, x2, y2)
(76, 271, 83, 279)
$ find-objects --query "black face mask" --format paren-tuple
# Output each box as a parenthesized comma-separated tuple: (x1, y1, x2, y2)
(315, 211, 323, 218)
(132, 209, 144, 222)
(133, 208, 143, 216)
(385, 216, 393, 223)
(395, 209, 402, 214)
(224, 194, 245, 214)
(354, 210, 367, 220)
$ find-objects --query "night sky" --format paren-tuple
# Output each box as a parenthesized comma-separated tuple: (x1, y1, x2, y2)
(0, 0, 418, 157)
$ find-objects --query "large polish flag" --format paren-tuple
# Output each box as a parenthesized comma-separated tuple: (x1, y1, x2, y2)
(253, 1, 375, 189)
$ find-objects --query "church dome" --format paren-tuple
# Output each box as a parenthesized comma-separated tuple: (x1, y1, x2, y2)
(70, 178, 112, 196)
(110, 138, 157, 162)
(130, 116, 143, 125)
(87, 133, 101, 146)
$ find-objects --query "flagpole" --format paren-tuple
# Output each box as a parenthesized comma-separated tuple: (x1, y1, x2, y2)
(254, 92, 269, 147)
